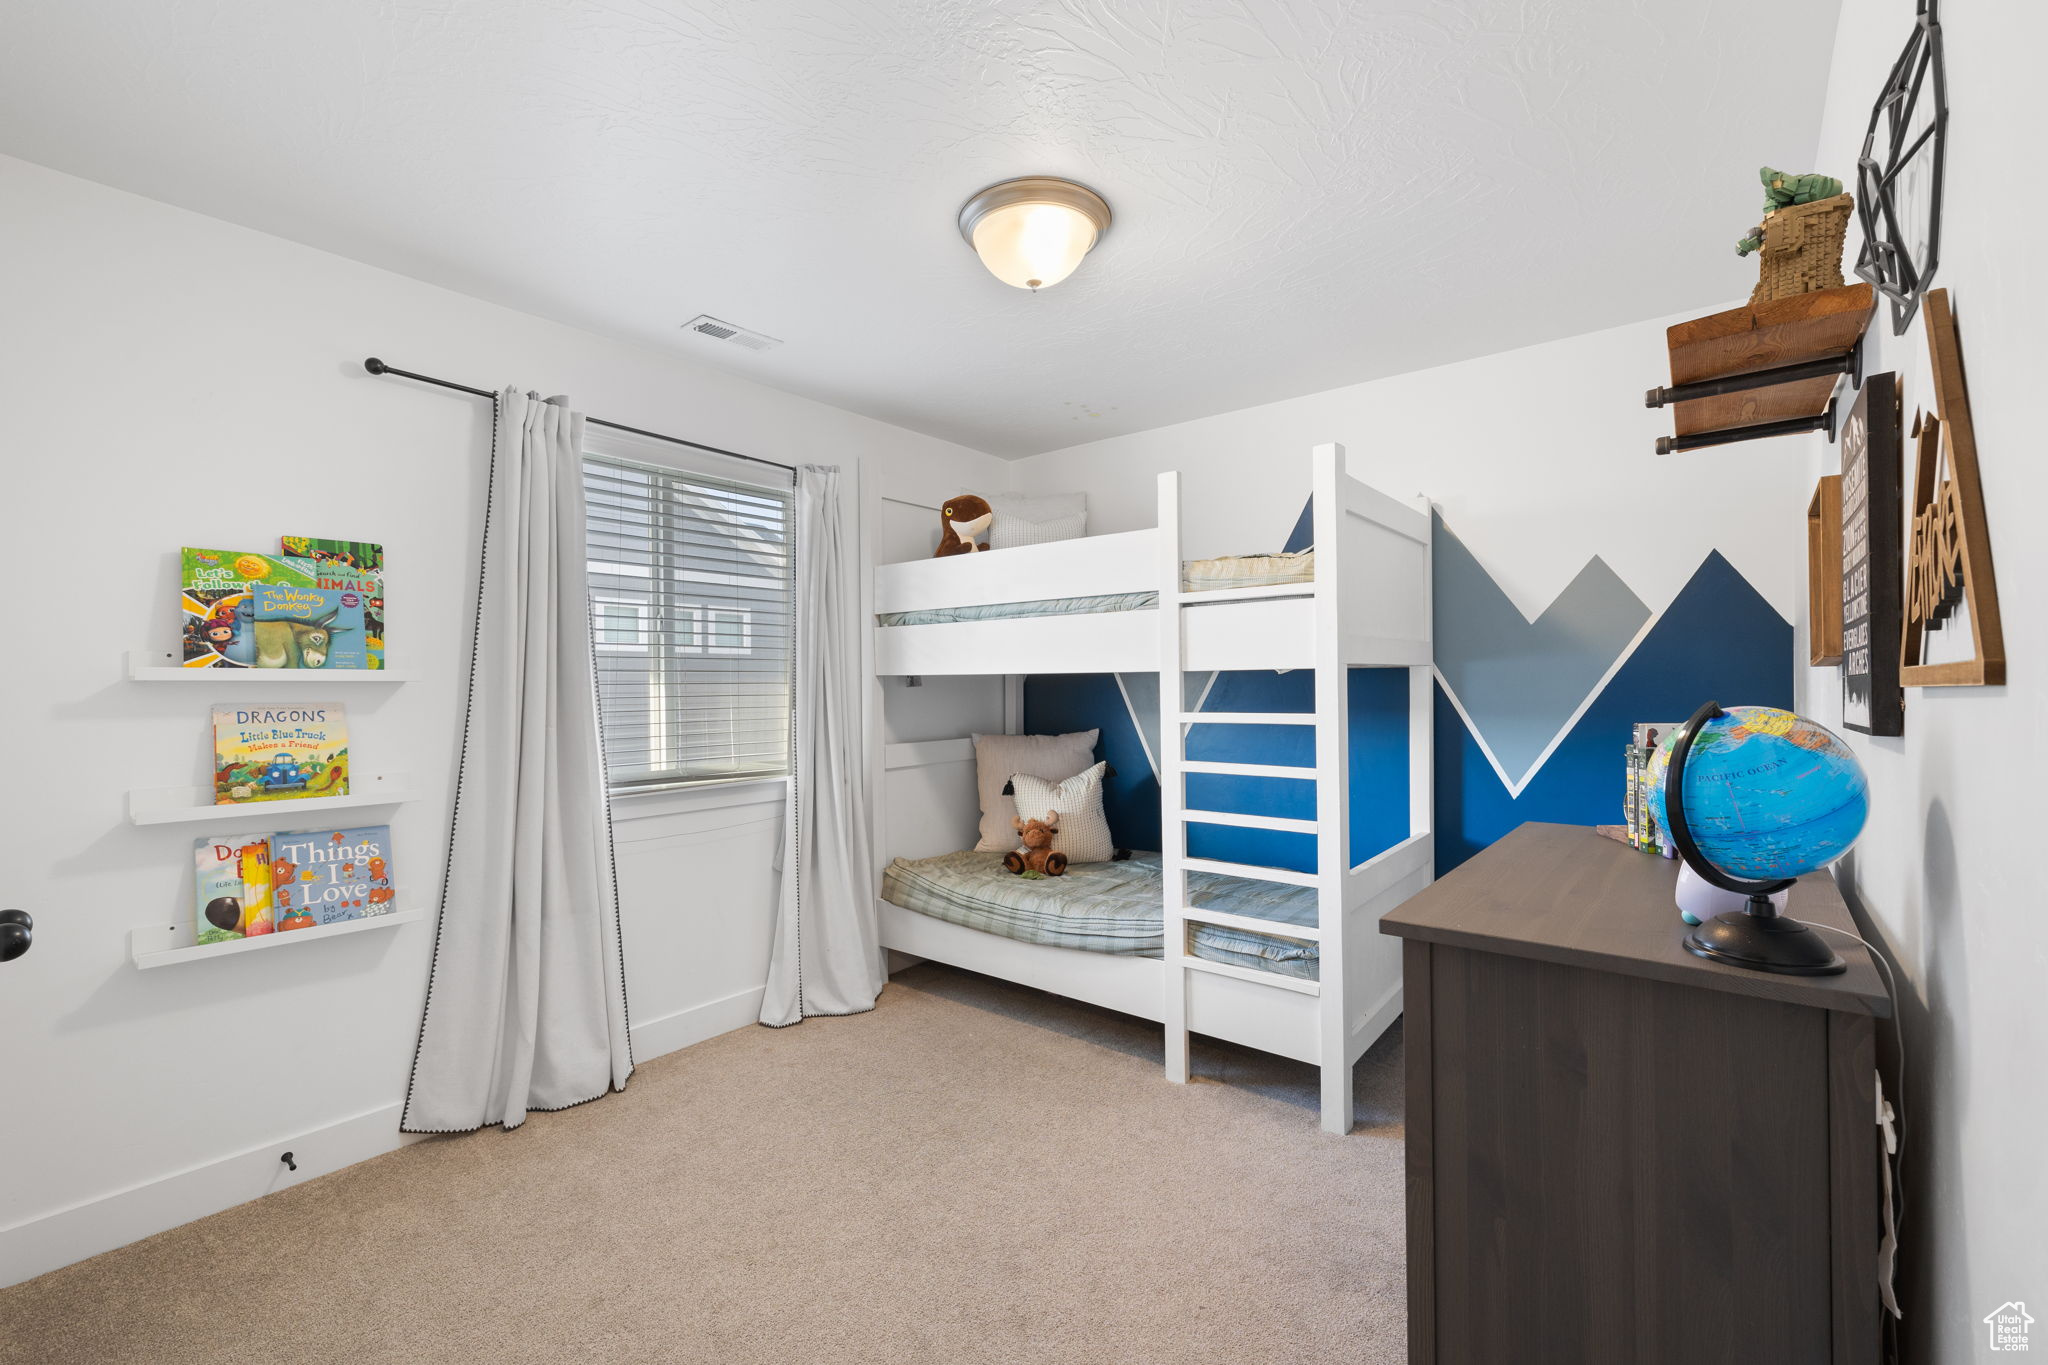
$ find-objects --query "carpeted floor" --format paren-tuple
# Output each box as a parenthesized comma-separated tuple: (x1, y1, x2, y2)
(0, 964, 1408, 1365)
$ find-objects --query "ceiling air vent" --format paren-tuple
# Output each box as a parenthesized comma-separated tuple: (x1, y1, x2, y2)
(681, 314, 783, 352)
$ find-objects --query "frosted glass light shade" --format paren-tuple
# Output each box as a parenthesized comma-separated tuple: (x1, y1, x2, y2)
(958, 178, 1111, 292)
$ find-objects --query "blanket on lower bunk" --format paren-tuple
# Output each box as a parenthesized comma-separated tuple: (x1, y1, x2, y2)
(881, 849, 1320, 981)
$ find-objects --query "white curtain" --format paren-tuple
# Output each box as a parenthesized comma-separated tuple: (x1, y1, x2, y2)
(403, 389, 633, 1133)
(761, 464, 883, 1026)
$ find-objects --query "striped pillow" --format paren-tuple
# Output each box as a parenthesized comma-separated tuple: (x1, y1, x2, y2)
(984, 491, 1087, 549)
(1010, 762, 1116, 865)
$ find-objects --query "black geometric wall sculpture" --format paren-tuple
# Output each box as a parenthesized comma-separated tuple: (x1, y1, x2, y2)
(1855, 0, 1948, 334)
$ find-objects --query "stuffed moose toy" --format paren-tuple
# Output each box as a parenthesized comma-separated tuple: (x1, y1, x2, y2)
(1003, 814, 1068, 876)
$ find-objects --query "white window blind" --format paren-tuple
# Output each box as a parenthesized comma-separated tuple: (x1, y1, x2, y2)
(584, 454, 794, 791)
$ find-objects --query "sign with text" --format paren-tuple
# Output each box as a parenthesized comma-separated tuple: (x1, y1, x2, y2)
(1839, 372, 1904, 735)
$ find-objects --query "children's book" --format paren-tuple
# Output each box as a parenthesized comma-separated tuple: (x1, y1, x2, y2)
(1631, 721, 1684, 854)
(211, 703, 349, 805)
(181, 548, 313, 669)
(279, 537, 384, 576)
(249, 576, 370, 669)
(271, 825, 396, 928)
(193, 835, 275, 944)
(278, 547, 382, 670)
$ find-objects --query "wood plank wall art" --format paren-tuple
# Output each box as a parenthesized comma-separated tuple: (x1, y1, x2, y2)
(1839, 373, 1903, 734)
(1808, 475, 1844, 667)
(1901, 289, 2005, 686)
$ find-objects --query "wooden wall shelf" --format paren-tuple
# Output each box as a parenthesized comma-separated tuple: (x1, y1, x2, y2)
(1647, 283, 1875, 455)
(130, 907, 424, 969)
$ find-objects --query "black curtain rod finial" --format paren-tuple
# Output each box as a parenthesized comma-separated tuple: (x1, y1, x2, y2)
(364, 357, 387, 375)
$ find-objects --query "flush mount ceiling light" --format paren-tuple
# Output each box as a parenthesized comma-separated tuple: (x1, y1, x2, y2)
(957, 177, 1112, 292)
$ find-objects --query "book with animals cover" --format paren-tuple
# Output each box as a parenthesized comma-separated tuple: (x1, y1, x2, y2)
(193, 835, 275, 944)
(211, 703, 349, 805)
(280, 537, 384, 670)
(271, 825, 396, 929)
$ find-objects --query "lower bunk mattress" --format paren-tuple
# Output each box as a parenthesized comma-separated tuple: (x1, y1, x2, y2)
(880, 849, 1319, 982)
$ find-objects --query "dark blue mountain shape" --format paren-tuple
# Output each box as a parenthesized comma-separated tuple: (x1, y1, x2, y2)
(1283, 496, 1315, 554)
(1432, 512, 1650, 784)
(1434, 549, 1792, 874)
(1024, 673, 1163, 852)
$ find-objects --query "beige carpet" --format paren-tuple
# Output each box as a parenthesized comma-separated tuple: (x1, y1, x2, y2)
(0, 964, 1407, 1365)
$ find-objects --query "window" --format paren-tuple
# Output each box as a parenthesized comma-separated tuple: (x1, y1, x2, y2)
(584, 451, 794, 792)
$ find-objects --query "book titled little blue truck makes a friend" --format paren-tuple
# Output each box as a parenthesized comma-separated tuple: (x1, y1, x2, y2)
(212, 704, 348, 805)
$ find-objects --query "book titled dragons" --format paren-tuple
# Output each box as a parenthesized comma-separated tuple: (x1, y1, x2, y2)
(211, 703, 349, 805)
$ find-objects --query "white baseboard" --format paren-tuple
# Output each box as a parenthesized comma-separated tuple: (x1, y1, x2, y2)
(628, 984, 765, 1061)
(0, 1101, 418, 1290)
(1, 990, 765, 1290)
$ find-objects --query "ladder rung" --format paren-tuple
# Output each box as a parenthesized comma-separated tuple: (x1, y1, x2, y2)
(1176, 712, 1313, 726)
(1175, 583, 1316, 603)
(1180, 760, 1314, 780)
(1177, 906, 1321, 943)
(1180, 856, 1319, 888)
(1180, 809, 1316, 834)
(1172, 953, 1321, 996)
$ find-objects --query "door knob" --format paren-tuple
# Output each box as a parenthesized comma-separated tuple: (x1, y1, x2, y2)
(0, 910, 31, 963)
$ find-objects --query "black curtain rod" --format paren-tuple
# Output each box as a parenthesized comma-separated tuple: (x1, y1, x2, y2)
(362, 358, 796, 477)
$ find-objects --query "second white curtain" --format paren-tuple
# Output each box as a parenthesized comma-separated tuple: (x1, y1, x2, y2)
(761, 463, 883, 1026)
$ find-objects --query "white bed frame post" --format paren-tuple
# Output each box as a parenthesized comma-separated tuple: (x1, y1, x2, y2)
(1155, 470, 1191, 1086)
(1310, 444, 1353, 1134)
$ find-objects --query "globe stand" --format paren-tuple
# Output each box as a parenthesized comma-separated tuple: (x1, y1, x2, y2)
(1684, 892, 1846, 976)
(1664, 702, 1847, 978)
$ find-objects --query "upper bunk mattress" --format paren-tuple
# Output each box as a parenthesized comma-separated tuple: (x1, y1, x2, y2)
(875, 548, 1314, 627)
(881, 849, 1319, 981)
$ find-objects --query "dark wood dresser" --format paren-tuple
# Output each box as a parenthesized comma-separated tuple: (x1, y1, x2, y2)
(1382, 822, 1891, 1365)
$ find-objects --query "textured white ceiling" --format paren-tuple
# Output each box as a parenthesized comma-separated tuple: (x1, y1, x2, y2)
(0, 1, 1840, 457)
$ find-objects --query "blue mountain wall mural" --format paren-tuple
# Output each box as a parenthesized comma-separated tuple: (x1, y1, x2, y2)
(1022, 522, 1792, 876)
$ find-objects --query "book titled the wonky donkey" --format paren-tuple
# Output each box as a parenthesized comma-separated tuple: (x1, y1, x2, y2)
(211, 703, 349, 805)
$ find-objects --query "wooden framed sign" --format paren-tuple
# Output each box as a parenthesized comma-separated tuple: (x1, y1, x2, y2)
(1807, 475, 1844, 666)
(1901, 289, 2005, 686)
(1839, 371, 1904, 734)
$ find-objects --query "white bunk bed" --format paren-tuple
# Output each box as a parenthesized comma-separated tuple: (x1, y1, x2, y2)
(866, 444, 1433, 1134)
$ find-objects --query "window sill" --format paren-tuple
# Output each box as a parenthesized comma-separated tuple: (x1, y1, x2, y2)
(609, 775, 788, 823)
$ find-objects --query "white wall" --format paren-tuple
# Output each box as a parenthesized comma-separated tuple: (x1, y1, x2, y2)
(1010, 305, 1815, 622)
(1797, 3, 2047, 1358)
(0, 153, 1005, 1286)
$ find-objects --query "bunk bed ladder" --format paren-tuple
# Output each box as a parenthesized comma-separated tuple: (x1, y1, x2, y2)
(1158, 448, 1355, 1134)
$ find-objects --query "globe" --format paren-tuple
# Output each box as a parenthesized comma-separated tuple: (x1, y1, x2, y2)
(1644, 705, 1869, 884)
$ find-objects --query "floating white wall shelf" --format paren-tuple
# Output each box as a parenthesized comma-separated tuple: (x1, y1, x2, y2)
(125, 651, 413, 683)
(130, 907, 426, 969)
(127, 773, 416, 827)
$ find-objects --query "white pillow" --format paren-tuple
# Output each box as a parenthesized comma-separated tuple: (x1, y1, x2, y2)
(983, 491, 1087, 550)
(1010, 762, 1116, 865)
(971, 730, 1098, 852)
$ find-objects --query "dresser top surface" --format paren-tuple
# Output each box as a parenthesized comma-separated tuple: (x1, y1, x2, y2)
(1382, 823, 1892, 1016)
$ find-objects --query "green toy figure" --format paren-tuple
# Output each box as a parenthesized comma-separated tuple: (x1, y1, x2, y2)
(1736, 166, 1844, 255)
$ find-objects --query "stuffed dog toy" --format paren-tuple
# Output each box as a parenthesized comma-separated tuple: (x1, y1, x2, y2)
(1003, 814, 1068, 876)
(934, 494, 994, 556)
